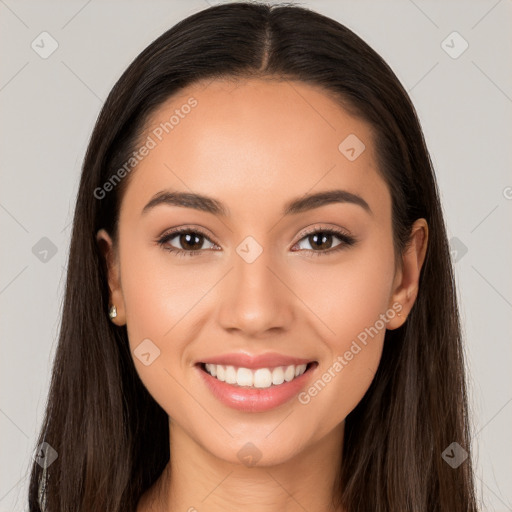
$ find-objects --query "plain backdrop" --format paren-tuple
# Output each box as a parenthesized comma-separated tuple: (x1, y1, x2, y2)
(1, 1, 511, 510)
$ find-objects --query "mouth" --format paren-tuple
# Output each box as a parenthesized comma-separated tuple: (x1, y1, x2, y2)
(194, 351, 319, 412)
(197, 361, 318, 389)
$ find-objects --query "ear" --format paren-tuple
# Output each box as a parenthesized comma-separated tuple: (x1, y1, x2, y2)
(386, 218, 429, 329)
(96, 228, 126, 326)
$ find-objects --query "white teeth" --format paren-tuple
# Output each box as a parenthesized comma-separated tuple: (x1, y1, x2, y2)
(284, 365, 295, 382)
(203, 363, 309, 388)
(272, 367, 284, 385)
(254, 368, 272, 388)
(237, 367, 253, 387)
(216, 365, 225, 382)
(225, 365, 237, 384)
(205, 363, 217, 377)
(295, 364, 306, 376)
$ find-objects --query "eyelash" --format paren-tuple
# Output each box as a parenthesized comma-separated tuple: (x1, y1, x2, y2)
(156, 226, 357, 258)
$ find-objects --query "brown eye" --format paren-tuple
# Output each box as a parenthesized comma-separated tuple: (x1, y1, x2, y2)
(293, 228, 356, 255)
(304, 232, 338, 250)
(158, 228, 217, 255)
(176, 232, 204, 251)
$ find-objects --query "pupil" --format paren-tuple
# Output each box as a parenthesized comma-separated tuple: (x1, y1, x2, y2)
(311, 233, 332, 250)
(181, 233, 201, 250)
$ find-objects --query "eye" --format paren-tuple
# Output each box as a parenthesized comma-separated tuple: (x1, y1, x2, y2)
(292, 227, 356, 256)
(157, 226, 357, 257)
(157, 227, 218, 257)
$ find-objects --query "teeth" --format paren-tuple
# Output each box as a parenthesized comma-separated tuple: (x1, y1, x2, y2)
(204, 363, 308, 388)
(272, 367, 284, 385)
(254, 368, 272, 388)
(225, 365, 237, 384)
(216, 365, 225, 381)
(237, 367, 253, 387)
(284, 365, 295, 382)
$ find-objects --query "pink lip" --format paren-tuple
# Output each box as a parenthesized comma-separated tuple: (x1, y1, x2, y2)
(198, 351, 314, 369)
(195, 357, 318, 413)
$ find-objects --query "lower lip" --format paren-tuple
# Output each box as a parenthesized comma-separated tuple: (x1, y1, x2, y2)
(196, 363, 317, 412)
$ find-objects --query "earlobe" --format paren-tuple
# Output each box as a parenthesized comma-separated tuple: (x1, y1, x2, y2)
(96, 229, 127, 326)
(386, 219, 429, 330)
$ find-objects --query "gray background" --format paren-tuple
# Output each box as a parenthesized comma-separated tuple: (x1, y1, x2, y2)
(1, 0, 511, 510)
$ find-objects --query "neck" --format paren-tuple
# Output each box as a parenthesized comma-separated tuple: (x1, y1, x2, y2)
(139, 420, 345, 512)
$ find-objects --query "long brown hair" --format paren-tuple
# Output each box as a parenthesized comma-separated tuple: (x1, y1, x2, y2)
(28, 3, 478, 511)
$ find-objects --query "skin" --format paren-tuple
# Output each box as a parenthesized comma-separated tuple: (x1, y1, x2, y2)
(97, 77, 428, 512)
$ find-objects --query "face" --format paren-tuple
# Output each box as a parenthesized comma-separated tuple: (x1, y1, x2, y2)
(98, 77, 425, 466)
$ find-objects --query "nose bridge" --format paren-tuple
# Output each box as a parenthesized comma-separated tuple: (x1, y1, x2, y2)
(234, 239, 275, 293)
(216, 236, 294, 335)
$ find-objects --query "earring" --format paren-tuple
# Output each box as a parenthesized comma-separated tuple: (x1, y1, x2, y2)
(109, 305, 117, 319)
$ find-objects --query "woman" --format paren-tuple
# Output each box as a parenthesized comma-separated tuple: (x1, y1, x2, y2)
(28, 2, 478, 511)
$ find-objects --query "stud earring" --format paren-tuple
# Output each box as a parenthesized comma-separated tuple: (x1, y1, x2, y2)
(109, 305, 117, 319)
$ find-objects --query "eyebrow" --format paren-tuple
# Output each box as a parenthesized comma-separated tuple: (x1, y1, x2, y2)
(141, 189, 372, 217)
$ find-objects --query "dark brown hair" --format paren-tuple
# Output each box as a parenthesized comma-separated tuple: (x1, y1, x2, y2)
(28, 2, 478, 511)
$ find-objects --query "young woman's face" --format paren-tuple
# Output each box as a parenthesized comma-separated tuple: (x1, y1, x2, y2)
(100, 77, 417, 466)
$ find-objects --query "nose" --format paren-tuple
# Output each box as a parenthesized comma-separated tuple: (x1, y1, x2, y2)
(216, 247, 295, 338)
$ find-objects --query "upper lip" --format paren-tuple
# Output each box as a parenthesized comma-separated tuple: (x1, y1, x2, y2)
(197, 352, 315, 369)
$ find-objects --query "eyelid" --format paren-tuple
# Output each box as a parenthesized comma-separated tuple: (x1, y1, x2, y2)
(158, 224, 218, 245)
(294, 223, 353, 243)
(290, 224, 357, 254)
(155, 225, 220, 257)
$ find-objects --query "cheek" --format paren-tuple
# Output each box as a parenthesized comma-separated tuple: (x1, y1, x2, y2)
(118, 239, 207, 421)
(292, 234, 396, 422)
(119, 230, 207, 345)
(294, 232, 396, 347)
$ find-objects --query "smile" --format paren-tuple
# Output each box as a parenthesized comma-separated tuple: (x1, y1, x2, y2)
(196, 357, 318, 412)
(202, 362, 310, 388)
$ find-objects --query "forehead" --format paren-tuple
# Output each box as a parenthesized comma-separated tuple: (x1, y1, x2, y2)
(120, 77, 389, 222)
